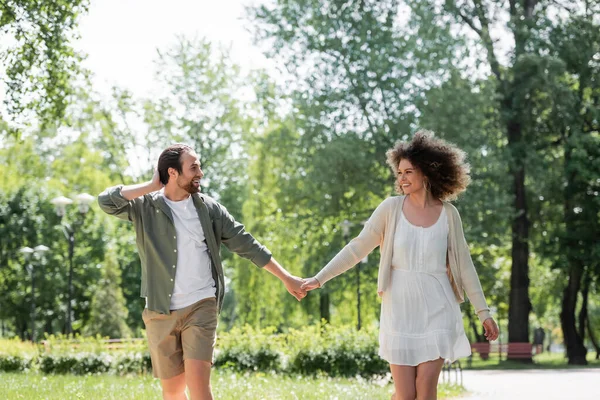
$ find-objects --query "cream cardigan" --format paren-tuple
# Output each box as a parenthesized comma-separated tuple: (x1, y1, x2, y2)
(315, 196, 492, 324)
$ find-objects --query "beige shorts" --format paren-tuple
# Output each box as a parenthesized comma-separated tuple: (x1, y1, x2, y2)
(142, 297, 218, 379)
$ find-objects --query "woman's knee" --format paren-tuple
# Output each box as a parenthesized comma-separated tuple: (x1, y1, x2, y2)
(415, 378, 438, 400)
(394, 385, 416, 400)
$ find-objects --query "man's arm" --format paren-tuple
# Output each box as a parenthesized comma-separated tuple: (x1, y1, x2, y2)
(263, 257, 306, 301)
(98, 169, 163, 221)
(120, 169, 163, 200)
(215, 204, 306, 300)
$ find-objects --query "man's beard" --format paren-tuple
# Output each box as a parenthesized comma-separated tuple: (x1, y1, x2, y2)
(178, 177, 200, 194)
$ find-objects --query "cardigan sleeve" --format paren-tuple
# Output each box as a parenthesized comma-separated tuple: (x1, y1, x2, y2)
(453, 208, 492, 323)
(314, 197, 392, 286)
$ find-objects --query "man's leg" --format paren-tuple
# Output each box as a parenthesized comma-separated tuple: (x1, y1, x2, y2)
(181, 298, 218, 400)
(142, 308, 185, 400)
(160, 373, 188, 400)
(184, 359, 213, 400)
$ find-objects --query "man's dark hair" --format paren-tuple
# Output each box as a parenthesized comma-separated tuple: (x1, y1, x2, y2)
(157, 144, 193, 184)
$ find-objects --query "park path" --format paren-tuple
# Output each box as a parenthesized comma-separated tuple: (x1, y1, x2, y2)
(458, 369, 598, 399)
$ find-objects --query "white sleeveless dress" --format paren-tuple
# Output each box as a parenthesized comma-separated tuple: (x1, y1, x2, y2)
(379, 206, 471, 365)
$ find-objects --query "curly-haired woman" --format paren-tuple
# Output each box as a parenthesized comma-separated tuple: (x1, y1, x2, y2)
(302, 131, 499, 400)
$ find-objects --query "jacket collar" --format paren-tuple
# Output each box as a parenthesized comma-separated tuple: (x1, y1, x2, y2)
(149, 190, 174, 223)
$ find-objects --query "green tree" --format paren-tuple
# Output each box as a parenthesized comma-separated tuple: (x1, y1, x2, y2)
(417, 71, 513, 341)
(0, 0, 89, 130)
(0, 186, 64, 339)
(247, 0, 457, 323)
(553, 14, 600, 365)
(84, 246, 131, 339)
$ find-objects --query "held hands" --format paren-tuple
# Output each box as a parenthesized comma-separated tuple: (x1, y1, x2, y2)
(283, 276, 321, 301)
(301, 277, 321, 292)
(483, 318, 499, 341)
(284, 276, 308, 301)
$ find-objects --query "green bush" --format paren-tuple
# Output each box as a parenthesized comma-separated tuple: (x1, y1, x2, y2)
(1, 325, 391, 377)
(0, 355, 34, 372)
(215, 325, 283, 371)
(0, 337, 38, 372)
(39, 353, 112, 374)
(113, 352, 152, 375)
(288, 325, 388, 377)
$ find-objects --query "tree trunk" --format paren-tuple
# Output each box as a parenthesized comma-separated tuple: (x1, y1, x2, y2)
(560, 144, 588, 365)
(506, 118, 532, 362)
(578, 271, 590, 340)
(560, 264, 588, 365)
(587, 318, 600, 360)
(319, 290, 330, 323)
(444, 0, 535, 363)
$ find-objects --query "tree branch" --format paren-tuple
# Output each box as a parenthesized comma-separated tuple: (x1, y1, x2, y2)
(509, 0, 517, 17)
(456, 8, 482, 35)
(472, 0, 504, 84)
(524, 0, 539, 18)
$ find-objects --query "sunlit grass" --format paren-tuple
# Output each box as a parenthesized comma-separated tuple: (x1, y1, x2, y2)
(0, 370, 465, 399)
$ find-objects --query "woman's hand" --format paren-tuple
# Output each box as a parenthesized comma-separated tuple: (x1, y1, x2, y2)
(301, 277, 321, 292)
(483, 318, 499, 341)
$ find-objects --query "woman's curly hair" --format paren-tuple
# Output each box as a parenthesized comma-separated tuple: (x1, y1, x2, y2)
(386, 130, 471, 201)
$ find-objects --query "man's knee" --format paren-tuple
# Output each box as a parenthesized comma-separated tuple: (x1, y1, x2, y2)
(184, 359, 212, 388)
(161, 373, 187, 399)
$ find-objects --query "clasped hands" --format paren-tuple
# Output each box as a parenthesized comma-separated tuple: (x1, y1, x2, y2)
(282, 276, 321, 301)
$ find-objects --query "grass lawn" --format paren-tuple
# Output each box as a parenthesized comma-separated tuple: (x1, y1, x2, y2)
(0, 370, 464, 400)
(464, 351, 600, 370)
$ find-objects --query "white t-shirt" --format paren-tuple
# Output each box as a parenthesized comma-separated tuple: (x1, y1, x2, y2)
(163, 195, 216, 309)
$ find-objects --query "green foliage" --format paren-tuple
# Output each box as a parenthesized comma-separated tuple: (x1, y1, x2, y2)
(0, 335, 151, 375)
(216, 324, 388, 377)
(0, 0, 89, 129)
(0, 355, 33, 372)
(1, 325, 387, 377)
(84, 247, 132, 339)
(0, 337, 36, 371)
(0, 186, 68, 339)
(39, 353, 112, 375)
(290, 325, 388, 377)
(1, 0, 599, 370)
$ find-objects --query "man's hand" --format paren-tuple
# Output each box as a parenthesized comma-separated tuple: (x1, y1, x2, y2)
(120, 167, 164, 201)
(284, 276, 307, 301)
(483, 317, 499, 341)
(301, 277, 321, 292)
(151, 167, 164, 191)
(262, 258, 307, 301)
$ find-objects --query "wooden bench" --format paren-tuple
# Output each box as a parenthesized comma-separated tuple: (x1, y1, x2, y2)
(502, 342, 533, 359)
(471, 342, 491, 355)
(41, 338, 146, 352)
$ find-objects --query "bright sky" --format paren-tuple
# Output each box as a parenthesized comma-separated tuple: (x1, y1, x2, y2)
(68, 0, 276, 177)
(75, 0, 272, 99)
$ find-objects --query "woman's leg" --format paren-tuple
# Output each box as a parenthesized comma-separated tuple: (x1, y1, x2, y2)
(415, 358, 445, 400)
(390, 364, 417, 400)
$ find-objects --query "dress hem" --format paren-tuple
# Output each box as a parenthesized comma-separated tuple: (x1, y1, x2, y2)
(379, 351, 471, 367)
